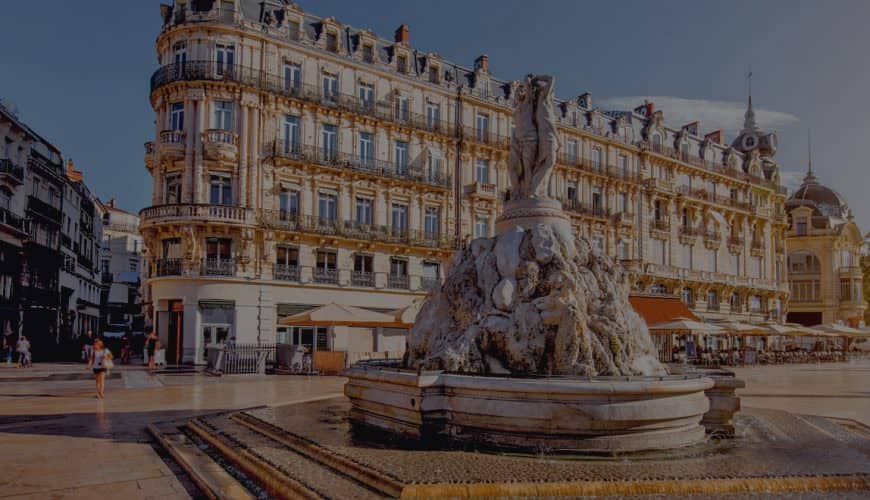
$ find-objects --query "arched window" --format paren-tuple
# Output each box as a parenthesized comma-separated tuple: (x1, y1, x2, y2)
(681, 287, 694, 306)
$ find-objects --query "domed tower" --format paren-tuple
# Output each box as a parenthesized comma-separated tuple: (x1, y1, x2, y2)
(784, 136, 865, 327)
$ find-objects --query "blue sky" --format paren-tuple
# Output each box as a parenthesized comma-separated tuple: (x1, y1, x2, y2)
(0, 1, 867, 232)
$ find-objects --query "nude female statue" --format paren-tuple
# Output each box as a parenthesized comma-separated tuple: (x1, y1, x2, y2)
(508, 75, 559, 199)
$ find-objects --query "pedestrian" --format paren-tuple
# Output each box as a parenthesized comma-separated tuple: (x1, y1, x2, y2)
(145, 331, 158, 370)
(2, 335, 12, 364)
(88, 338, 112, 399)
(81, 330, 94, 363)
(16, 335, 31, 368)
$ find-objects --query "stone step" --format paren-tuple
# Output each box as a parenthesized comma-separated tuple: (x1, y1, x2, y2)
(191, 413, 386, 500)
(147, 421, 256, 500)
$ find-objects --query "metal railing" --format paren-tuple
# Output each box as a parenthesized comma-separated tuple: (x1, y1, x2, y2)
(202, 258, 235, 277)
(141, 204, 253, 225)
(0, 159, 24, 182)
(206, 343, 275, 376)
(313, 267, 339, 284)
(558, 198, 611, 220)
(150, 61, 457, 137)
(652, 219, 671, 232)
(27, 195, 62, 223)
(274, 264, 299, 282)
(387, 274, 410, 290)
(351, 270, 375, 287)
(159, 130, 186, 144)
(205, 129, 238, 145)
(262, 141, 451, 189)
(0, 207, 25, 231)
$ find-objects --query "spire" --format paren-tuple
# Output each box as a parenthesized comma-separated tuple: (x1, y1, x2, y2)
(742, 69, 759, 133)
(804, 129, 818, 185)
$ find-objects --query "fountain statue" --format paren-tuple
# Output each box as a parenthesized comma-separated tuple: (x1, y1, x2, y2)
(345, 76, 713, 453)
(406, 75, 665, 377)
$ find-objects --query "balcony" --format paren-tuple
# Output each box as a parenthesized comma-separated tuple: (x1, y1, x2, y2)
(559, 198, 611, 220)
(679, 225, 701, 245)
(727, 236, 744, 253)
(149, 61, 456, 138)
(459, 126, 510, 149)
(202, 258, 235, 277)
(257, 212, 457, 250)
(262, 142, 451, 189)
(750, 240, 766, 257)
(556, 154, 641, 184)
(650, 219, 670, 239)
(140, 204, 254, 227)
(144, 142, 156, 169)
(27, 195, 62, 224)
(0, 207, 25, 234)
(204, 129, 239, 162)
(158, 130, 186, 160)
(467, 182, 496, 200)
(707, 302, 721, 312)
(838, 266, 863, 278)
(273, 264, 299, 282)
(351, 271, 375, 287)
(388, 274, 410, 290)
(703, 231, 722, 249)
(643, 178, 674, 193)
(0, 158, 24, 185)
(153, 259, 183, 277)
(313, 268, 339, 285)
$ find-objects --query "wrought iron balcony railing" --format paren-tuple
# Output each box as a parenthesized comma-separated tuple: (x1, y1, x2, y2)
(0, 207, 25, 232)
(150, 61, 456, 137)
(273, 264, 299, 282)
(262, 141, 451, 189)
(202, 258, 235, 277)
(351, 270, 375, 287)
(155, 258, 183, 277)
(387, 274, 410, 290)
(313, 267, 339, 284)
(0, 159, 24, 182)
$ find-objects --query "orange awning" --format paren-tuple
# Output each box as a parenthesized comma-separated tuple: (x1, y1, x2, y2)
(629, 295, 699, 326)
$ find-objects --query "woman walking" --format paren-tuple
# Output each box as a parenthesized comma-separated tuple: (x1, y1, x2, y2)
(88, 339, 112, 399)
(145, 332, 157, 370)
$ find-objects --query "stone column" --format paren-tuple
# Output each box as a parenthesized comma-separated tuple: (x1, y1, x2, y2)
(183, 96, 194, 203)
(251, 107, 260, 210)
(239, 104, 249, 207)
(194, 91, 207, 203)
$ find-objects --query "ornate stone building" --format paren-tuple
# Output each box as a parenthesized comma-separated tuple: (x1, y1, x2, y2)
(785, 167, 865, 326)
(142, 1, 789, 363)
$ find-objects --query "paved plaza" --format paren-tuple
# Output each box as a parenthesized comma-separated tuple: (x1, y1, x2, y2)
(0, 360, 867, 498)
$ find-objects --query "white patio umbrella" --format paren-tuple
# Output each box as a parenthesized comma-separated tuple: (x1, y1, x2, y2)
(648, 317, 725, 334)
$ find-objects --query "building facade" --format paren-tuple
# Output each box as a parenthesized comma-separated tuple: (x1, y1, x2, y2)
(59, 160, 104, 341)
(785, 169, 865, 326)
(142, 1, 789, 363)
(100, 199, 146, 336)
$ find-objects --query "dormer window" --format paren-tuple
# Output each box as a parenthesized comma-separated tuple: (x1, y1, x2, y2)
(429, 65, 440, 84)
(326, 32, 339, 53)
(362, 44, 374, 63)
(287, 19, 301, 41)
(796, 216, 807, 236)
(397, 54, 408, 74)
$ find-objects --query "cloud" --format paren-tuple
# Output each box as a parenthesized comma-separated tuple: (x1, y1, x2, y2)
(598, 96, 799, 139)
(778, 170, 805, 194)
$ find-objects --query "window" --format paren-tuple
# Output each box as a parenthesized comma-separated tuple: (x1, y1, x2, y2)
(391, 203, 408, 234)
(474, 216, 489, 238)
(358, 132, 373, 163)
(324, 31, 339, 52)
(652, 239, 666, 265)
(618, 240, 630, 260)
(791, 280, 821, 302)
(394, 141, 409, 173)
(423, 261, 440, 283)
(362, 44, 374, 63)
(707, 290, 719, 309)
(591, 147, 602, 171)
(618, 154, 628, 176)
(617, 192, 627, 214)
(283, 115, 300, 153)
(654, 200, 663, 221)
(212, 101, 234, 130)
(209, 174, 232, 205)
(475, 158, 490, 184)
(278, 189, 299, 217)
(170, 102, 184, 131)
(567, 181, 577, 201)
(566, 139, 578, 162)
(355, 197, 373, 225)
(276, 245, 299, 267)
(353, 254, 374, 286)
(591, 233, 604, 252)
(173, 41, 187, 76)
(358, 83, 374, 108)
(318, 193, 337, 222)
(750, 256, 762, 279)
(650, 284, 667, 295)
(321, 124, 338, 160)
(681, 288, 694, 306)
(730, 292, 741, 312)
(284, 63, 301, 91)
(681, 244, 692, 269)
(424, 207, 440, 237)
(321, 73, 339, 100)
(397, 54, 408, 74)
(315, 250, 337, 283)
(390, 257, 408, 277)
(206, 237, 232, 261)
(730, 253, 740, 275)
(428, 65, 440, 83)
(427, 152, 443, 179)
(476, 113, 490, 142)
(681, 208, 690, 229)
(216, 44, 234, 76)
(165, 173, 181, 204)
(591, 186, 603, 215)
(426, 102, 441, 130)
(707, 248, 718, 272)
(395, 96, 409, 122)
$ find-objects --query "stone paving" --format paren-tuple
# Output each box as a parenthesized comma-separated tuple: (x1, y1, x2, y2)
(0, 362, 344, 499)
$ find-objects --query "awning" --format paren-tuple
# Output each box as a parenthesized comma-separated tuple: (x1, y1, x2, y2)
(648, 317, 725, 334)
(713, 320, 770, 336)
(629, 295, 699, 326)
(277, 302, 408, 328)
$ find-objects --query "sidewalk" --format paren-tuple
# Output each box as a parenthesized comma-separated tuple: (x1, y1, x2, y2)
(0, 363, 345, 499)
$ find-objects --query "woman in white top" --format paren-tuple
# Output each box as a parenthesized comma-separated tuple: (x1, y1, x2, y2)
(87, 339, 112, 399)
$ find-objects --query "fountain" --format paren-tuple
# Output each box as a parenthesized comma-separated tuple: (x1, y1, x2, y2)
(345, 75, 714, 453)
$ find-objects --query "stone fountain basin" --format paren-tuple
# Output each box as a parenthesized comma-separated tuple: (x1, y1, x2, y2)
(344, 366, 714, 453)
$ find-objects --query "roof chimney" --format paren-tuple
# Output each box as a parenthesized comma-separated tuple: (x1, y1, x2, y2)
(394, 24, 409, 45)
(474, 54, 489, 73)
(578, 92, 592, 109)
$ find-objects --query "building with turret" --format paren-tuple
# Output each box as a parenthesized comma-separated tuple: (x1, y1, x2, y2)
(141, 1, 789, 363)
(785, 158, 865, 326)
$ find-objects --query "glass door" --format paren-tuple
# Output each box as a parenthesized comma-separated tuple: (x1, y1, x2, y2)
(200, 324, 231, 363)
